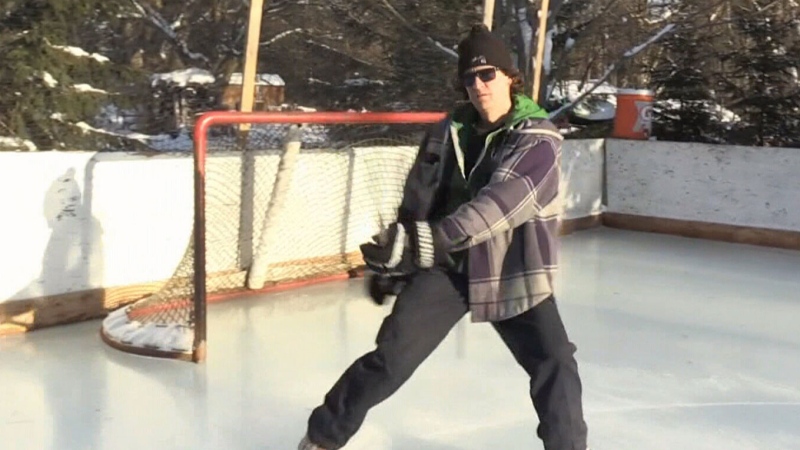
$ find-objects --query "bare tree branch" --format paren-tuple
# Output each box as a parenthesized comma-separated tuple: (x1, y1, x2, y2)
(549, 23, 677, 119)
(129, 0, 209, 64)
(237, 0, 292, 15)
(327, 1, 404, 43)
(304, 38, 391, 72)
(377, 0, 458, 60)
(260, 28, 303, 47)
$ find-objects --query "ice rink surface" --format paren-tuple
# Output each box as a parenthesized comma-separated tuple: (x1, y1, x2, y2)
(2, 227, 800, 450)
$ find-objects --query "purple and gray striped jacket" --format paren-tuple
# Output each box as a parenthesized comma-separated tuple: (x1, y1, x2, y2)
(398, 99, 564, 322)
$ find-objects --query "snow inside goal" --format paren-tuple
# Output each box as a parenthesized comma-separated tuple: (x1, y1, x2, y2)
(100, 111, 446, 362)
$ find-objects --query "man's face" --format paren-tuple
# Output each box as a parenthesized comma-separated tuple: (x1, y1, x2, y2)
(462, 65, 512, 111)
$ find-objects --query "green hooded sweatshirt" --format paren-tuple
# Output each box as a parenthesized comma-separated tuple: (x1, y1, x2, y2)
(442, 94, 550, 272)
(445, 93, 550, 213)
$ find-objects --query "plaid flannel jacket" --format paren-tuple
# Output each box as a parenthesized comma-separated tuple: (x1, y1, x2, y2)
(398, 99, 563, 322)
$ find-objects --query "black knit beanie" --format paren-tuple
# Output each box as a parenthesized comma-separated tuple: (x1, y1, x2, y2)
(457, 24, 516, 76)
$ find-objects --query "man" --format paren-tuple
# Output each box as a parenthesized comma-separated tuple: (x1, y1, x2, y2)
(299, 24, 589, 450)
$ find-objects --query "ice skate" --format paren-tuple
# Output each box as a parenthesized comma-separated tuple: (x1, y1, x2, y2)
(298, 434, 327, 450)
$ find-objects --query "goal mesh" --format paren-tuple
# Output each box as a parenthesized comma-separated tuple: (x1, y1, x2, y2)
(100, 111, 445, 362)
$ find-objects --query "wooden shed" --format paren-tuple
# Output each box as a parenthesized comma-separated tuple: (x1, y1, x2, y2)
(220, 72, 286, 111)
(147, 69, 286, 134)
(149, 68, 219, 133)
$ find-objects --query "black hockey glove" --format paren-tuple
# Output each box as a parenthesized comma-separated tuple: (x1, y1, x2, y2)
(365, 272, 407, 305)
(359, 221, 447, 276)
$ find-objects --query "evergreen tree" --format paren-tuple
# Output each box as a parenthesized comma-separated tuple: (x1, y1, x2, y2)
(649, 10, 723, 143)
(2, 0, 798, 149)
(720, 2, 800, 147)
(0, 0, 144, 150)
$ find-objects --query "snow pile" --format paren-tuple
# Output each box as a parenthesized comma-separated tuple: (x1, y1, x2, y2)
(101, 307, 194, 355)
(655, 99, 741, 124)
(549, 79, 740, 125)
(0, 137, 38, 151)
(150, 68, 215, 87)
(40, 71, 58, 87)
(73, 84, 109, 94)
(50, 44, 110, 63)
(228, 72, 285, 86)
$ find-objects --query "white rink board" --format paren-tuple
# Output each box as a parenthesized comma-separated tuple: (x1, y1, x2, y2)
(0, 152, 194, 302)
(0, 139, 605, 303)
(606, 139, 800, 230)
(561, 138, 605, 220)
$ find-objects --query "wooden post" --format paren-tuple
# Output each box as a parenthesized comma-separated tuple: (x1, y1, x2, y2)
(239, 0, 265, 131)
(236, 0, 265, 286)
(483, 0, 496, 30)
(532, 0, 551, 103)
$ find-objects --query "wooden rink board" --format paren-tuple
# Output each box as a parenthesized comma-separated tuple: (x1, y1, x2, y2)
(1, 216, 605, 334)
(4, 210, 799, 336)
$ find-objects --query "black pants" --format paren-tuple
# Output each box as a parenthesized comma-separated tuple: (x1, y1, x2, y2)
(307, 269, 588, 450)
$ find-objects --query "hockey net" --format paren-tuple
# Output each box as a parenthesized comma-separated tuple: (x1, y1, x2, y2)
(100, 111, 446, 362)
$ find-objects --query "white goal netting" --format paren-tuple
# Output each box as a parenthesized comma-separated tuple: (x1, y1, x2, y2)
(100, 112, 444, 361)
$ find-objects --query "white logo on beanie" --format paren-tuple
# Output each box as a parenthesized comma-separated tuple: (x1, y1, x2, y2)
(471, 55, 487, 65)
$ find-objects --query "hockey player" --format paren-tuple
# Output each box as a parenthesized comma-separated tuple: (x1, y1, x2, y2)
(299, 24, 589, 450)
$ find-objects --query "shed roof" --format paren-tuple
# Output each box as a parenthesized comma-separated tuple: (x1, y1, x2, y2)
(227, 72, 285, 87)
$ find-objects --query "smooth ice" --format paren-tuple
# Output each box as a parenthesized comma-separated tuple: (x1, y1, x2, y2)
(1, 228, 800, 450)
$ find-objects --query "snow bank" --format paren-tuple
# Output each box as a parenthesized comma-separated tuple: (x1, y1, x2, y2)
(50, 44, 110, 63)
(0, 137, 38, 151)
(227, 72, 285, 86)
(150, 68, 215, 87)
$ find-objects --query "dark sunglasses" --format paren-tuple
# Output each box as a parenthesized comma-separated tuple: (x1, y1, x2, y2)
(461, 67, 498, 87)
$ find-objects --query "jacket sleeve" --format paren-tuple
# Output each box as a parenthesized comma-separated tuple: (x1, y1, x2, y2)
(396, 118, 451, 222)
(433, 130, 561, 252)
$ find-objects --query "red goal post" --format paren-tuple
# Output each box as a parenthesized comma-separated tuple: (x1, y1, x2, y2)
(100, 110, 446, 363)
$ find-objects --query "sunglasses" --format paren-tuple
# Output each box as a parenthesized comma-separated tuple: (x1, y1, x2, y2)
(461, 67, 498, 87)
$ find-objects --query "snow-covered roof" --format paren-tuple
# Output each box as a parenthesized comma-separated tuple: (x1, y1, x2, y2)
(150, 68, 216, 87)
(227, 72, 285, 86)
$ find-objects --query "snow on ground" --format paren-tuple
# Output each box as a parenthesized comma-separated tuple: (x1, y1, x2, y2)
(49, 44, 110, 63)
(149, 69, 285, 88)
(150, 68, 215, 87)
(227, 72, 285, 86)
(550, 80, 741, 125)
(655, 99, 741, 123)
(0, 137, 38, 151)
(72, 84, 109, 94)
(40, 72, 58, 87)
